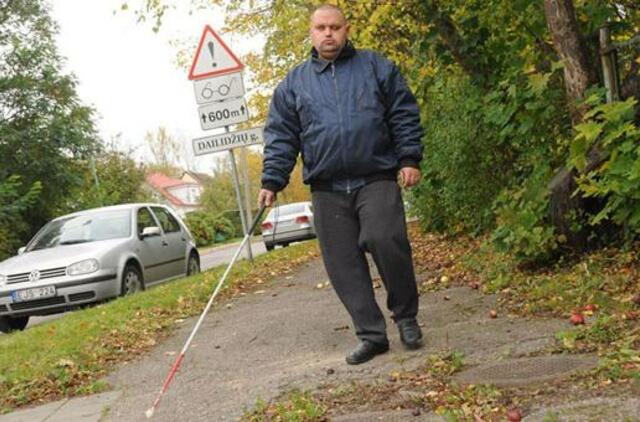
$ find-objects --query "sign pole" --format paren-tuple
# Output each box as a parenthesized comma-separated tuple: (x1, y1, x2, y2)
(240, 148, 254, 242)
(226, 129, 253, 261)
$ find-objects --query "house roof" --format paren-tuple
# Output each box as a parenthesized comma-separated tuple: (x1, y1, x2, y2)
(147, 172, 185, 189)
(181, 170, 212, 185)
(146, 172, 189, 206)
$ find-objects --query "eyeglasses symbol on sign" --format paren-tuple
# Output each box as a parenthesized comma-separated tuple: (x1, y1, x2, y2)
(201, 78, 237, 100)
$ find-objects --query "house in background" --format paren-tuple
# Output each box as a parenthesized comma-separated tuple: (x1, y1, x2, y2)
(145, 171, 210, 217)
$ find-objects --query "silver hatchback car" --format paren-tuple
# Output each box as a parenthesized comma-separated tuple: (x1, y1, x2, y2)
(261, 201, 315, 251)
(0, 203, 200, 333)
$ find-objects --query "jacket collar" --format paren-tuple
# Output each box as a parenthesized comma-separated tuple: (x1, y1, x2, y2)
(311, 40, 356, 73)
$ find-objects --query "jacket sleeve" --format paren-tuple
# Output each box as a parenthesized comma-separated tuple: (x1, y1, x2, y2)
(375, 54, 424, 169)
(261, 79, 302, 192)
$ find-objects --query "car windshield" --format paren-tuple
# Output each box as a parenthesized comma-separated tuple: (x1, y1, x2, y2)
(27, 209, 132, 251)
(267, 203, 307, 220)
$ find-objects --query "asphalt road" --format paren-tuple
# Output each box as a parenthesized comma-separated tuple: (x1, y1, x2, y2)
(22, 238, 267, 330)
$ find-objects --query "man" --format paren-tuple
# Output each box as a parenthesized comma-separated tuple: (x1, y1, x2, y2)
(258, 4, 424, 365)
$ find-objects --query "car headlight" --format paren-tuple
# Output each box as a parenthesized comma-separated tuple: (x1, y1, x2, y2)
(0, 274, 5, 286)
(67, 259, 100, 276)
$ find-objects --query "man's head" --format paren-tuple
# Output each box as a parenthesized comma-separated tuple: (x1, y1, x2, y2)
(310, 4, 349, 61)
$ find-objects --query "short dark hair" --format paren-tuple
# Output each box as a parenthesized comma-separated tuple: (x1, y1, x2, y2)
(311, 4, 346, 21)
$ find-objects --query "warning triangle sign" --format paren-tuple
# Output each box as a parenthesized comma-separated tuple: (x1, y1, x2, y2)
(188, 25, 244, 80)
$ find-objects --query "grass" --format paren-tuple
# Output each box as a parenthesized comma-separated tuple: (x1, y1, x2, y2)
(0, 240, 319, 413)
(198, 235, 247, 253)
(243, 390, 327, 422)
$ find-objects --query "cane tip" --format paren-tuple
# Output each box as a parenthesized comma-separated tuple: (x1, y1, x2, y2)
(145, 408, 155, 418)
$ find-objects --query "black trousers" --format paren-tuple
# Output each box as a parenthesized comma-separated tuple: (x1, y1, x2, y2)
(312, 180, 419, 345)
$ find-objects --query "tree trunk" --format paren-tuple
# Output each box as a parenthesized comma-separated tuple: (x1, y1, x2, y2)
(543, 0, 598, 115)
(543, 0, 600, 250)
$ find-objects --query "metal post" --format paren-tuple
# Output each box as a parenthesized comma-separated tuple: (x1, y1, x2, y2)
(240, 147, 254, 241)
(227, 142, 253, 261)
(600, 25, 620, 103)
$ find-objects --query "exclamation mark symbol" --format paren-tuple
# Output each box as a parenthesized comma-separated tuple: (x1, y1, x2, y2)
(208, 41, 217, 68)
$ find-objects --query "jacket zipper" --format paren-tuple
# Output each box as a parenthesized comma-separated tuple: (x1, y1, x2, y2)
(331, 62, 351, 194)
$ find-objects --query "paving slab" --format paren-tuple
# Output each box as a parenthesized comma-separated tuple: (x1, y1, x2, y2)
(523, 396, 640, 421)
(453, 354, 599, 388)
(332, 409, 444, 421)
(0, 391, 120, 422)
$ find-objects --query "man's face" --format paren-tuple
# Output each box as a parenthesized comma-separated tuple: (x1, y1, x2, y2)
(310, 9, 349, 61)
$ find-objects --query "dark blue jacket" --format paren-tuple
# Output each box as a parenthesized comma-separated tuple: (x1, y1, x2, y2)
(262, 41, 424, 193)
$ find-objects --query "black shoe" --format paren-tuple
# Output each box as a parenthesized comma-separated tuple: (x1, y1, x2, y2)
(397, 319, 423, 350)
(345, 340, 389, 365)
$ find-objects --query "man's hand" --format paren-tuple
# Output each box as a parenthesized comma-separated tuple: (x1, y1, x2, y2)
(399, 167, 421, 188)
(258, 189, 276, 207)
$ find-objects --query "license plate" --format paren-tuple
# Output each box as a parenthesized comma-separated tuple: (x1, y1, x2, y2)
(11, 286, 56, 302)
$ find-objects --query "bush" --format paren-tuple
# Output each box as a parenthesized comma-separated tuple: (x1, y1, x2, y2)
(184, 211, 235, 247)
(569, 93, 640, 231)
(409, 73, 513, 234)
(491, 164, 560, 262)
(221, 209, 262, 236)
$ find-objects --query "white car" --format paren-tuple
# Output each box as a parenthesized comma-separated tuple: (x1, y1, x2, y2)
(0, 203, 200, 333)
(261, 202, 315, 251)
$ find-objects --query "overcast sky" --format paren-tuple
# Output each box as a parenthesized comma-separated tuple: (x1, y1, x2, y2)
(50, 0, 260, 173)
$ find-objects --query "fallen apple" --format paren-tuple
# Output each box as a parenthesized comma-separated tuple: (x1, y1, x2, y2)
(489, 310, 498, 318)
(506, 408, 522, 421)
(569, 313, 585, 325)
(583, 303, 597, 312)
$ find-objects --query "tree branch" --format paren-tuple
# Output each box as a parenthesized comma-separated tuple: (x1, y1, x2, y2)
(419, 0, 488, 81)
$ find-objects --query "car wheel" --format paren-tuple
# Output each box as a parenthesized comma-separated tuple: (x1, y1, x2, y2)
(265, 243, 274, 251)
(187, 252, 200, 276)
(121, 264, 144, 296)
(282, 242, 290, 248)
(0, 316, 29, 333)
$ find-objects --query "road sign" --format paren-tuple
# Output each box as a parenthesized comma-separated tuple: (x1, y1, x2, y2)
(192, 127, 263, 156)
(189, 25, 244, 80)
(193, 72, 245, 104)
(198, 97, 249, 130)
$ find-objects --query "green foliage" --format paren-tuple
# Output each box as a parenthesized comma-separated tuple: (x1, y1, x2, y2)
(0, 0, 100, 243)
(491, 164, 559, 262)
(184, 211, 235, 246)
(409, 74, 509, 234)
(570, 93, 640, 232)
(66, 150, 152, 211)
(0, 176, 42, 260)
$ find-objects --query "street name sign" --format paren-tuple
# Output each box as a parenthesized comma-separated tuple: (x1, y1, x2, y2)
(192, 127, 264, 156)
(189, 25, 244, 80)
(193, 71, 245, 104)
(198, 97, 249, 130)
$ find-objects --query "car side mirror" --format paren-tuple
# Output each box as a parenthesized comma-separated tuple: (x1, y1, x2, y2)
(17, 247, 26, 255)
(141, 226, 161, 238)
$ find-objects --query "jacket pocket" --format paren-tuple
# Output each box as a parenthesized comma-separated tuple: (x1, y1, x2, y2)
(356, 83, 385, 113)
(295, 93, 315, 129)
